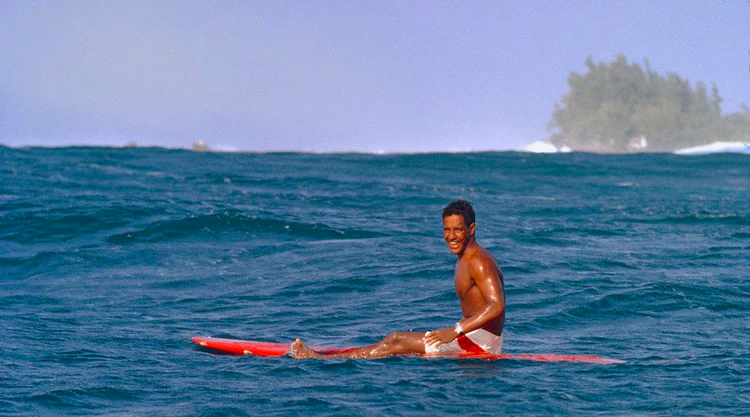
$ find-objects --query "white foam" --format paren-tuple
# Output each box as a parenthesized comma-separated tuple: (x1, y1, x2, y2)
(674, 141, 750, 155)
(524, 141, 558, 153)
(210, 144, 241, 152)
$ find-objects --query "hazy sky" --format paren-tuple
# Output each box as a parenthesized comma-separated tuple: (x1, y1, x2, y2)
(1, 1, 748, 152)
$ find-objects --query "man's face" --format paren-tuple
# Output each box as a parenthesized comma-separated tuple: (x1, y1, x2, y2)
(443, 214, 475, 256)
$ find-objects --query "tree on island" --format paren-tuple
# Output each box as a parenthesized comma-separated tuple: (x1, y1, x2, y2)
(548, 55, 750, 152)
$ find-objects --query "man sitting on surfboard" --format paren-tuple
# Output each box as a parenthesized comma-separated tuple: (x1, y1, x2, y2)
(291, 199, 505, 359)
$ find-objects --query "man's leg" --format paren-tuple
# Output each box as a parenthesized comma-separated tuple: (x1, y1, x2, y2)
(290, 332, 426, 359)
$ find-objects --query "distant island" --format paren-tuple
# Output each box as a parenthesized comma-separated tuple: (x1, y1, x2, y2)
(548, 55, 750, 153)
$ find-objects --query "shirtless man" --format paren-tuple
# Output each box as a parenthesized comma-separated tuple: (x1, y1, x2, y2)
(290, 199, 505, 359)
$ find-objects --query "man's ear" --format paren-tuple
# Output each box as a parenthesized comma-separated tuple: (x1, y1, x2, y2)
(469, 222, 476, 236)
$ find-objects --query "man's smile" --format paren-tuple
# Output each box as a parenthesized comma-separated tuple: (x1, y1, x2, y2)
(443, 214, 475, 255)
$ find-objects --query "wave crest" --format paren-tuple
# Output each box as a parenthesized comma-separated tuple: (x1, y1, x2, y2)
(107, 211, 386, 243)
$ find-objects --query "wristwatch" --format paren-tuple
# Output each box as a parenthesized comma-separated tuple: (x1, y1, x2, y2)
(454, 322, 464, 336)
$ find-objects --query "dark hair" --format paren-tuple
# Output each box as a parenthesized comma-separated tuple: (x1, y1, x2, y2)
(442, 199, 475, 226)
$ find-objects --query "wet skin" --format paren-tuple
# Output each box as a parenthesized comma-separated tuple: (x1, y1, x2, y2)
(291, 214, 505, 359)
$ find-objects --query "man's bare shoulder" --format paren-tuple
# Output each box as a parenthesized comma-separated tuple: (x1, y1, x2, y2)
(465, 245, 500, 274)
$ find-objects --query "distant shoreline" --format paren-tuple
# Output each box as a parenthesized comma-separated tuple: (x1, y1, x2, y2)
(2, 141, 748, 156)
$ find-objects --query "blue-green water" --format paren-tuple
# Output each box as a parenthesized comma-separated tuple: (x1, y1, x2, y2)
(1, 147, 747, 416)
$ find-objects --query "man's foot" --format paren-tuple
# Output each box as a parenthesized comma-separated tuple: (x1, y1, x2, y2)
(289, 339, 322, 359)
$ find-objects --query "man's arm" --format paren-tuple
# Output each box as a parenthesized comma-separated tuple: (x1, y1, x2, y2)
(424, 254, 504, 346)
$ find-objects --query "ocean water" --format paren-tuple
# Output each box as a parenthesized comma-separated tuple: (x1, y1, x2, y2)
(1, 146, 747, 416)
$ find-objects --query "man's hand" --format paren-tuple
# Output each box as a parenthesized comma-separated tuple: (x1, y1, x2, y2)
(424, 327, 458, 348)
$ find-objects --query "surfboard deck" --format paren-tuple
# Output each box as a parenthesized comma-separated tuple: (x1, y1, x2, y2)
(192, 336, 624, 364)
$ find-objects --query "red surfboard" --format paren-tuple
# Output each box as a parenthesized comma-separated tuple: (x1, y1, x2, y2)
(192, 336, 624, 364)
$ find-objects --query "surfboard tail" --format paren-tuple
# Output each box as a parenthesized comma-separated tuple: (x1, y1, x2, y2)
(487, 353, 625, 364)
